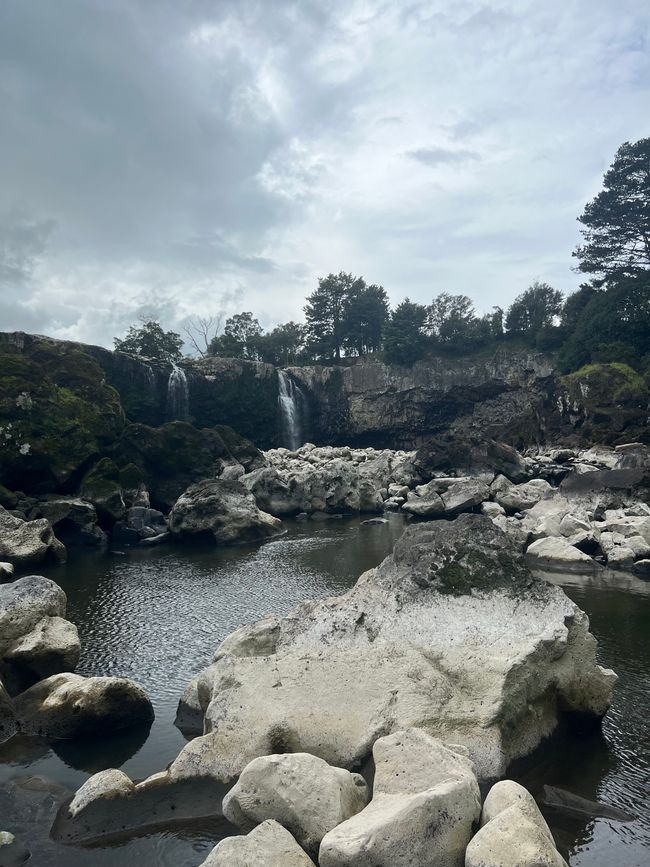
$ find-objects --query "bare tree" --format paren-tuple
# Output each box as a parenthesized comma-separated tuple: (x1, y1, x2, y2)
(183, 315, 222, 357)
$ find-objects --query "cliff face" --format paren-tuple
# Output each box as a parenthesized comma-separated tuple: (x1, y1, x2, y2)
(288, 351, 559, 449)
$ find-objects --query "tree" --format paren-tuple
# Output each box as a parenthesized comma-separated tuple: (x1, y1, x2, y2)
(256, 322, 306, 366)
(209, 312, 262, 359)
(114, 318, 183, 362)
(342, 284, 390, 356)
(574, 137, 650, 280)
(426, 292, 477, 346)
(183, 315, 222, 357)
(557, 275, 650, 372)
(304, 272, 362, 360)
(383, 299, 428, 365)
(505, 281, 563, 338)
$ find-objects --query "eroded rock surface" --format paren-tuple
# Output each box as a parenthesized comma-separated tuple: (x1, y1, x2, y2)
(222, 752, 369, 855)
(200, 820, 315, 866)
(174, 515, 615, 783)
(0, 507, 66, 567)
(319, 729, 480, 867)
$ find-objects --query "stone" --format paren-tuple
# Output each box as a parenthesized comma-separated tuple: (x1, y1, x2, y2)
(4, 616, 80, 683)
(79, 458, 126, 525)
(480, 780, 553, 840)
(200, 820, 315, 866)
(481, 501, 506, 518)
(526, 537, 599, 573)
(495, 479, 552, 514)
(32, 497, 105, 547)
(169, 479, 283, 545)
(0, 831, 30, 867)
(466, 807, 568, 867)
(0, 563, 13, 582)
(402, 489, 445, 517)
(627, 535, 650, 559)
(0, 682, 17, 743)
(173, 515, 615, 783)
(319, 729, 480, 867)
(222, 752, 369, 855)
(606, 546, 635, 570)
(14, 672, 154, 738)
(441, 478, 490, 515)
(559, 513, 591, 537)
(632, 559, 650, 576)
(0, 507, 66, 567)
(112, 505, 167, 545)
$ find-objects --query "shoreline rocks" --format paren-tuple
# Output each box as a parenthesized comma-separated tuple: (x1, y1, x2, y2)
(0, 507, 66, 567)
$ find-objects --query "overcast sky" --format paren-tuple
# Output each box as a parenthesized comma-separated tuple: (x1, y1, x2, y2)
(1, 0, 649, 350)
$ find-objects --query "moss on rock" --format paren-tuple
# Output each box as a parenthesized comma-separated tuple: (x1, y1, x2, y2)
(0, 341, 125, 493)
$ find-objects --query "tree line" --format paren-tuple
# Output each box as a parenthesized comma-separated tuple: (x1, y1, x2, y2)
(115, 136, 650, 376)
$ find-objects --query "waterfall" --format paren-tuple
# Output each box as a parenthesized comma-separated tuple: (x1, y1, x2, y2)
(278, 370, 307, 450)
(166, 363, 189, 421)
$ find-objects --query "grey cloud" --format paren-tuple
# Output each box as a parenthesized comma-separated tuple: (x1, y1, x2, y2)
(406, 147, 480, 166)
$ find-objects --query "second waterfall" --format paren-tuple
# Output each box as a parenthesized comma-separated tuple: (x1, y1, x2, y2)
(278, 370, 309, 450)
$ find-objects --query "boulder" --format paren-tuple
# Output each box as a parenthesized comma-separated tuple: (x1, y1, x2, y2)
(627, 535, 650, 559)
(539, 784, 635, 822)
(0, 682, 17, 743)
(0, 576, 79, 693)
(470, 780, 587, 866)
(495, 479, 552, 514)
(0, 563, 13, 582)
(0, 832, 30, 867)
(525, 537, 599, 574)
(13, 672, 154, 738)
(112, 505, 167, 545)
(632, 558, 650, 576)
(0, 507, 66, 567)
(200, 820, 315, 866)
(441, 478, 490, 515)
(319, 729, 480, 867)
(79, 458, 126, 526)
(222, 753, 369, 855)
(606, 546, 635, 570)
(31, 497, 105, 547)
(169, 479, 282, 545)
(173, 515, 615, 782)
(402, 489, 445, 517)
(3, 616, 80, 684)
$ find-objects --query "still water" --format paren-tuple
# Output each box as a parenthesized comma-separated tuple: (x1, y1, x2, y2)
(0, 515, 648, 866)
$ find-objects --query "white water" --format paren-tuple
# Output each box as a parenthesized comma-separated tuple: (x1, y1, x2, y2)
(166, 363, 189, 421)
(278, 369, 306, 449)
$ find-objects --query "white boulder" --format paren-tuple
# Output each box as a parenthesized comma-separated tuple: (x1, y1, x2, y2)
(200, 820, 315, 866)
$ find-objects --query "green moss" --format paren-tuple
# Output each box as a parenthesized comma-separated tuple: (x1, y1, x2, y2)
(118, 462, 144, 490)
(562, 362, 647, 407)
(0, 342, 125, 493)
(434, 550, 533, 597)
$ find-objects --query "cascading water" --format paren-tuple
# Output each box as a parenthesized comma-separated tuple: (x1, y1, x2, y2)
(278, 369, 308, 449)
(166, 363, 189, 422)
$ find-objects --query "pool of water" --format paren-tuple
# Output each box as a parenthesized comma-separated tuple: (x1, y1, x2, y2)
(1, 515, 648, 866)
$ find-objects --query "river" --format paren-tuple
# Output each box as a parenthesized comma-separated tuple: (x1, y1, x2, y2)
(1, 515, 648, 866)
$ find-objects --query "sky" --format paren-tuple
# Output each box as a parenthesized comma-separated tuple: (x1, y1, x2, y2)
(1, 0, 649, 351)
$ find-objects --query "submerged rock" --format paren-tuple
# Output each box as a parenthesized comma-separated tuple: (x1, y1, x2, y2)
(539, 784, 636, 822)
(0, 831, 30, 867)
(319, 729, 480, 867)
(200, 820, 315, 866)
(0, 507, 66, 567)
(222, 753, 369, 855)
(0, 562, 13, 582)
(169, 479, 282, 545)
(14, 672, 154, 738)
(174, 515, 615, 782)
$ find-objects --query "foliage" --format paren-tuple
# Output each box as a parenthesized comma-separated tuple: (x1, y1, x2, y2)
(505, 281, 563, 336)
(304, 272, 363, 360)
(342, 283, 390, 356)
(114, 318, 183, 362)
(208, 312, 262, 360)
(574, 137, 650, 279)
(557, 275, 650, 373)
(255, 321, 305, 366)
(383, 299, 428, 365)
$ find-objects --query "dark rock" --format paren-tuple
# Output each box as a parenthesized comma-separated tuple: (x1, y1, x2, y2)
(79, 458, 126, 527)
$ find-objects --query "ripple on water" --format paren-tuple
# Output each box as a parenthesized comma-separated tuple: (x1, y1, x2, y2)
(1, 518, 648, 866)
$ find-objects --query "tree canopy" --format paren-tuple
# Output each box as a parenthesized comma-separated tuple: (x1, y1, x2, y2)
(574, 137, 650, 280)
(114, 318, 183, 362)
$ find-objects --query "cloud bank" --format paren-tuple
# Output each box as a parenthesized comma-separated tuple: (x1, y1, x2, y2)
(1, 0, 648, 348)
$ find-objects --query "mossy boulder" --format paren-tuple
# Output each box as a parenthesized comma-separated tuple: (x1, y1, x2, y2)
(0, 338, 125, 493)
(79, 459, 126, 526)
(560, 363, 649, 444)
(110, 422, 265, 512)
